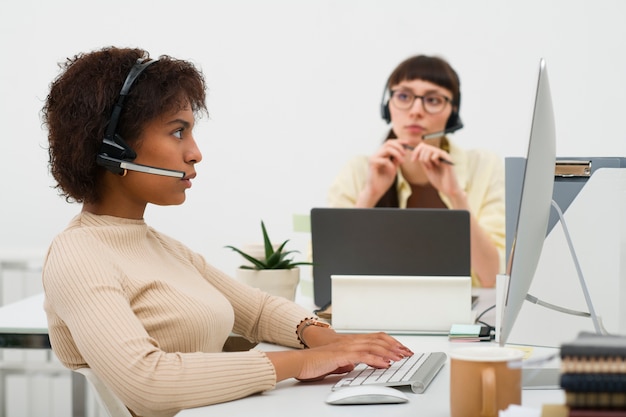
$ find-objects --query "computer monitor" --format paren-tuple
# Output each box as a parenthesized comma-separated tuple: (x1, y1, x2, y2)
(499, 58, 556, 346)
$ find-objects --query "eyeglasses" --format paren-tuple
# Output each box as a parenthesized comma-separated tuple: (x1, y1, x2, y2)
(389, 89, 452, 114)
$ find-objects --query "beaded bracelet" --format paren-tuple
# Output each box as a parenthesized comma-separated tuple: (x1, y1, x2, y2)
(296, 317, 331, 348)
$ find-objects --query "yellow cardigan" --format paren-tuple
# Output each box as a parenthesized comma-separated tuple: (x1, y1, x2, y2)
(327, 139, 506, 286)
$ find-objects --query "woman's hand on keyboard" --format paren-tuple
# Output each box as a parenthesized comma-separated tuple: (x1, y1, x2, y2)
(266, 332, 413, 383)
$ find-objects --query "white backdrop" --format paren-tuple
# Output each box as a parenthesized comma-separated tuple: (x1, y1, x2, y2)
(1, 0, 625, 277)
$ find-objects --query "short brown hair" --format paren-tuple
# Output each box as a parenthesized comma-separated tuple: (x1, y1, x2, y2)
(386, 55, 460, 107)
(42, 46, 208, 203)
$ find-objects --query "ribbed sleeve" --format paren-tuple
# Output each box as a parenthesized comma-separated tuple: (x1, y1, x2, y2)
(43, 212, 312, 417)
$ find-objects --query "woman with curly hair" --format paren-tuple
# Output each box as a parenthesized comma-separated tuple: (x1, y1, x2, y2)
(42, 46, 412, 417)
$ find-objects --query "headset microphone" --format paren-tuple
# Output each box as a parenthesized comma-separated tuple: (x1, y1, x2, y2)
(398, 113, 463, 166)
(422, 116, 464, 140)
(97, 154, 185, 178)
(96, 58, 186, 179)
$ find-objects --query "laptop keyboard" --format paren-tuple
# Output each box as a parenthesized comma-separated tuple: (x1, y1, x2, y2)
(331, 351, 447, 393)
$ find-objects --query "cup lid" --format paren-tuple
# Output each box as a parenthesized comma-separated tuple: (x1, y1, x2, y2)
(449, 346, 525, 362)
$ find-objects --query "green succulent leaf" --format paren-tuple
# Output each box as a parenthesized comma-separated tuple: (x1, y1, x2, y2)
(261, 221, 275, 259)
(224, 246, 268, 269)
(225, 220, 313, 270)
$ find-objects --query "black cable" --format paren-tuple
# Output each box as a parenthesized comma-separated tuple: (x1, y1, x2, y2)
(475, 303, 495, 323)
(474, 304, 496, 338)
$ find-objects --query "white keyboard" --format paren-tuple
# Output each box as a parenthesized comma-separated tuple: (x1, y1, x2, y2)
(331, 351, 447, 394)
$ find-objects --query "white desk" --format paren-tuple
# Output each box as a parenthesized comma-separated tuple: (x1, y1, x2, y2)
(178, 335, 564, 417)
(0, 293, 49, 346)
(179, 289, 565, 417)
(0, 293, 86, 417)
(0, 290, 565, 417)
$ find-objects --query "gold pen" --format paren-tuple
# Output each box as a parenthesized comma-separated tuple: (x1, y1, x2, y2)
(402, 144, 454, 165)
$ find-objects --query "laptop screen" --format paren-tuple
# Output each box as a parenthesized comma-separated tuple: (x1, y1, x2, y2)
(310, 207, 471, 307)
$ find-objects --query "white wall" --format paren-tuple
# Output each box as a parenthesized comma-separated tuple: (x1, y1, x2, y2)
(1, 0, 625, 277)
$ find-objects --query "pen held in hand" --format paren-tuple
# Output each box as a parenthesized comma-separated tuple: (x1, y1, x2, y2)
(402, 144, 455, 165)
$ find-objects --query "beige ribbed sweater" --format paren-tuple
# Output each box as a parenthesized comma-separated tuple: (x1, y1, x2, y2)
(43, 212, 312, 417)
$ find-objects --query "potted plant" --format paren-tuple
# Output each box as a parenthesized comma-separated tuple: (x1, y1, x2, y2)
(225, 221, 311, 300)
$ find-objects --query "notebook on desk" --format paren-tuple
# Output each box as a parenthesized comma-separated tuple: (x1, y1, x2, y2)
(310, 207, 471, 308)
(331, 274, 473, 334)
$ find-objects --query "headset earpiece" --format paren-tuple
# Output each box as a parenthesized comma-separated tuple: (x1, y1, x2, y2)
(379, 80, 392, 124)
(446, 111, 460, 130)
(97, 58, 158, 173)
(445, 91, 463, 131)
(380, 100, 391, 124)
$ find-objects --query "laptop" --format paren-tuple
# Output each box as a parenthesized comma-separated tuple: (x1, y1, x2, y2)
(331, 274, 473, 334)
(310, 207, 471, 308)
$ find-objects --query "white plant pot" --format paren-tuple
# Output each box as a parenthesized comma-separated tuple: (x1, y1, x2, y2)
(236, 267, 300, 301)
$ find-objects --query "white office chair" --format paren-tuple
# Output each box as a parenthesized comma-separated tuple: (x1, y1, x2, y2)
(74, 367, 132, 417)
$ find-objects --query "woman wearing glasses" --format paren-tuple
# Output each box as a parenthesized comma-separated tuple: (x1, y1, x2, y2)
(327, 55, 504, 288)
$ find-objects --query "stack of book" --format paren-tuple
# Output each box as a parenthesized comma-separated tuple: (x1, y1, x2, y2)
(559, 331, 626, 416)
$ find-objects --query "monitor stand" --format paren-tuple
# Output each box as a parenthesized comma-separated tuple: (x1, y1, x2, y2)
(521, 352, 561, 389)
(522, 368, 560, 390)
(522, 200, 603, 333)
(498, 200, 605, 389)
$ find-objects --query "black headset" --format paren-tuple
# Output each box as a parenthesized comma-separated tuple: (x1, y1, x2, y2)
(96, 58, 159, 175)
(379, 81, 463, 134)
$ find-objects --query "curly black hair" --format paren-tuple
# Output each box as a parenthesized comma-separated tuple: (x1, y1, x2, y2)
(42, 46, 208, 203)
